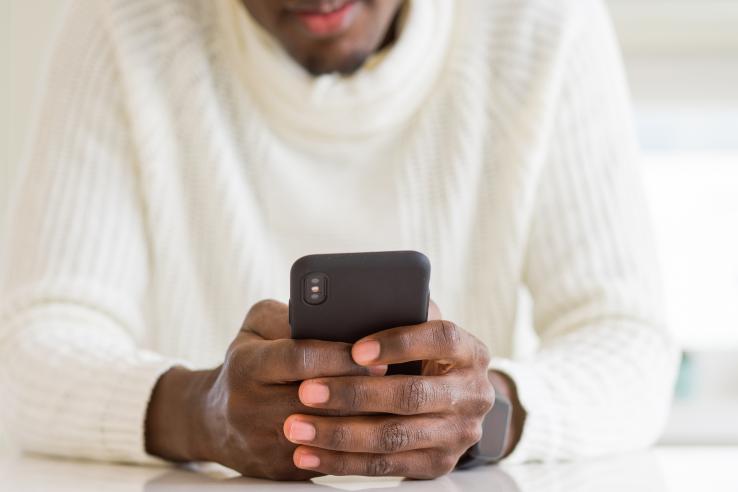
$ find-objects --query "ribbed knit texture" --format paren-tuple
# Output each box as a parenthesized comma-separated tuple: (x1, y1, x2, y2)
(0, 0, 678, 466)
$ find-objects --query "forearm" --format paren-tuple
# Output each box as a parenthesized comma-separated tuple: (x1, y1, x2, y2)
(145, 366, 219, 463)
(0, 306, 178, 463)
(489, 321, 678, 462)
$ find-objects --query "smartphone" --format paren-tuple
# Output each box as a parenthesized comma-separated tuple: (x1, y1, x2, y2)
(289, 250, 431, 375)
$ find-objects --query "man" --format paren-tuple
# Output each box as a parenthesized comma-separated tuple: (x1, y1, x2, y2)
(0, 0, 678, 480)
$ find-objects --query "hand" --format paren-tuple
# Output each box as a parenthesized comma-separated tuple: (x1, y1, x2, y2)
(283, 313, 496, 479)
(145, 300, 385, 481)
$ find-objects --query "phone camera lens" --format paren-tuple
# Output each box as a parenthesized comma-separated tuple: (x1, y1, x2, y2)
(305, 273, 327, 305)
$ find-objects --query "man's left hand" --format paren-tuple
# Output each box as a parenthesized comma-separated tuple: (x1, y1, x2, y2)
(282, 318, 495, 479)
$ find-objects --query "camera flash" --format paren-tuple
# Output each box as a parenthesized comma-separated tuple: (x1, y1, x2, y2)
(311, 286, 320, 293)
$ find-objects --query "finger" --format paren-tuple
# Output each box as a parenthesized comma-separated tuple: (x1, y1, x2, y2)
(352, 320, 478, 367)
(298, 375, 466, 415)
(240, 299, 291, 340)
(292, 446, 456, 479)
(248, 338, 388, 383)
(277, 384, 381, 418)
(284, 414, 452, 454)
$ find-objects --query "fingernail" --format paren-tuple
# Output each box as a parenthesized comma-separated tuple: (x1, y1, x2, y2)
(288, 420, 316, 442)
(297, 451, 320, 469)
(368, 364, 388, 376)
(300, 382, 330, 405)
(353, 340, 380, 364)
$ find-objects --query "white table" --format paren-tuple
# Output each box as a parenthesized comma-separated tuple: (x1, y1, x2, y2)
(1, 447, 737, 492)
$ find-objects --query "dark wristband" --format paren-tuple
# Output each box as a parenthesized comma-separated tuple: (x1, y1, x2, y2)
(456, 392, 512, 469)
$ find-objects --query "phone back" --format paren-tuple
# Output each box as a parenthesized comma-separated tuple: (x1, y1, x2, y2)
(289, 251, 431, 344)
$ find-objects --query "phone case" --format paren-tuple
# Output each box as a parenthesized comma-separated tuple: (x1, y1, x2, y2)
(289, 251, 431, 375)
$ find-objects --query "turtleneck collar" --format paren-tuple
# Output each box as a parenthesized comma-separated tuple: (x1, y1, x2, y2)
(219, 0, 455, 145)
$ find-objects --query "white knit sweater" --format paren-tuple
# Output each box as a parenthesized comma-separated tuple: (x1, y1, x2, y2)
(0, 0, 678, 466)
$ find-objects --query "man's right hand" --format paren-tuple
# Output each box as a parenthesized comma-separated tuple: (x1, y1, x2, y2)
(144, 299, 386, 480)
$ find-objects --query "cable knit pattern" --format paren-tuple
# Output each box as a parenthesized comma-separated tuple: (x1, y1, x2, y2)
(0, 0, 678, 465)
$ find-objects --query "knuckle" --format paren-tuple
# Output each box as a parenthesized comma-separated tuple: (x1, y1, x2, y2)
(298, 344, 327, 375)
(226, 341, 247, 363)
(471, 424, 484, 444)
(348, 382, 368, 410)
(378, 421, 411, 453)
(429, 451, 456, 477)
(279, 341, 310, 377)
(460, 422, 483, 447)
(283, 341, 302, 370)
(242, 299, 286, 337)
(226, 344, 254, 381)
(474, 378, 496, 416)
(474, 341, 491, 366)
(292, 346, 310, 376)
(254, 298, 281, 313)
(483, 381, 496, 412)
(461, 376, 495, 416)
(332, 453, 352, 476)
(329, 424, 351, 450)
(367, 454, 395, 476)
(440, 455, 457, 475)
(244, 299, 276, 324)
(436, 320, 462, 350)
(398, 379, 430, 414)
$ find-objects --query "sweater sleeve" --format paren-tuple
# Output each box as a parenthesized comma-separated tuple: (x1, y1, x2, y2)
(489, 1, 680, 462)
(0, 1, 180, 464)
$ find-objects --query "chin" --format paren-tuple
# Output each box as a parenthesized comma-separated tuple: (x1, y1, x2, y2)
(301, 50, 371, 75)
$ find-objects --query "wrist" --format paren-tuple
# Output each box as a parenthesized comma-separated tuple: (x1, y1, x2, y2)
(488, 370, 526, 458)
(145, 365, 219, 462)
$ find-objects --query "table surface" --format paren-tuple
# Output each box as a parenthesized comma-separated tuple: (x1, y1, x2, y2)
(1, 447, 737, 492)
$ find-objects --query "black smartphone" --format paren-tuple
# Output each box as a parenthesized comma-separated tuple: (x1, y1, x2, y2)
(289, 250, 431, 375)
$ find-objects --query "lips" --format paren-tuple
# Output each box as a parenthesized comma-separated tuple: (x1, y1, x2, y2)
(284, 0, 361, 38)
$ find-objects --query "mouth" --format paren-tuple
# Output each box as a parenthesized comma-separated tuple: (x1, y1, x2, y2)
(284, 0, 361, 38)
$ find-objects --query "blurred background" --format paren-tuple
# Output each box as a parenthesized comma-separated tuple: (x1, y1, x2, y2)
(1, 0, 737, 450)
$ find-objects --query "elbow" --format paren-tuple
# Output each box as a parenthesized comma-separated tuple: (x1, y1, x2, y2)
(0, 342, 53, 456)
(625, 328, 682, 450)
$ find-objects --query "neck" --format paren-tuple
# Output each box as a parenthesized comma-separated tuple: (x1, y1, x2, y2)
(223, 0, 456, 141)
(378, 1, 406, 53)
